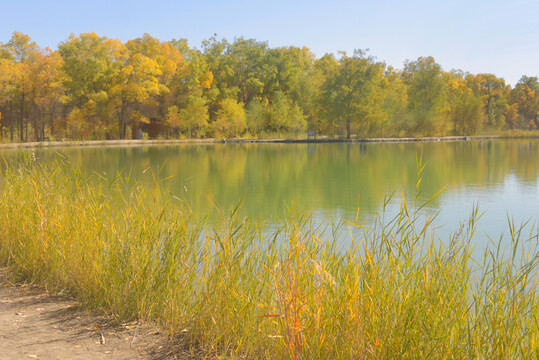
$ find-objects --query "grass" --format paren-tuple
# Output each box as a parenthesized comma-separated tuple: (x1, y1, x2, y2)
(1, 155, 539, 359)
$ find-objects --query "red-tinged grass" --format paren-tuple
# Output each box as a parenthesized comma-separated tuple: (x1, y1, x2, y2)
(1, 155, 539, 359)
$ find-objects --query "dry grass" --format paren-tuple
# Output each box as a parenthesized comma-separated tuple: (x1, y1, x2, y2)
(1, 155, 538, 359)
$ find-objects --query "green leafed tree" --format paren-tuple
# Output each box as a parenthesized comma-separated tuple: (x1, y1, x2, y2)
(382, 66, 408, 136)
(245, 98, 269, 136)
(58, 33, 120, 108)
(267, 91, 306, 134)
(402, 56, 447, 135)
(180, 93, 209, 137)
(322, 50, 386, 139)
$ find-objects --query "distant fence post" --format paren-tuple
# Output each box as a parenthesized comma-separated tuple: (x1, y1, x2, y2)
(308, 129, 316, 140)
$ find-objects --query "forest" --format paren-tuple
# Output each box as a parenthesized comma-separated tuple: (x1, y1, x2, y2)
(0, 31, 538, 142)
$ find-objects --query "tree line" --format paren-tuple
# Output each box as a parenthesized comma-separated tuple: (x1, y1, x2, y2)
(1, 31, 538, 142)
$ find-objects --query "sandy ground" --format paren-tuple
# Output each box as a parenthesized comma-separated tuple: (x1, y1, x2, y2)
(0, 268, 178, 360)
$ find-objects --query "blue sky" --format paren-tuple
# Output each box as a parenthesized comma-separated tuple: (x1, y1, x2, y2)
(1, 0, 538, 85)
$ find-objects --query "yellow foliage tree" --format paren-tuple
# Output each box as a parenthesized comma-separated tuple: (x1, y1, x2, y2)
(214, 98, 247, 138)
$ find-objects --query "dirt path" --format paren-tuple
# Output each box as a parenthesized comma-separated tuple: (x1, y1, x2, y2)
(0, 268, 175, 360)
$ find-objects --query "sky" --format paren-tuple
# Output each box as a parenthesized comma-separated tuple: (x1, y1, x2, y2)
(1, 0, 538, 85)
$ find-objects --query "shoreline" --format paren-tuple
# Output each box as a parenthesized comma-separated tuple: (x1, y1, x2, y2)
(0, 134, 535, 150)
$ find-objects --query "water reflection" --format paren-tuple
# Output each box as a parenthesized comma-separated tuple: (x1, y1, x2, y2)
(2, 139, 538, 245)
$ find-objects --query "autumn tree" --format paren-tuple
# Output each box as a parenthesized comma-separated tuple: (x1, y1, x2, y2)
(1, 31, 39, 141)
(504, 103, 520, 129)
(0, 55, 17, 140)
(511, 76, 539, 129)
(25, 48, 64, 140)
(169, 38, 214, 100)
(446, 71, 483, 135)
(58, 33, 122, 138)
(2, 32, 539, 141)
(214, 98, 246, 138)
(126, 34, 188, 122)
(475, 73, 507, 129)
(164, 105, 181, 136)
(170, 37, 216, 132)
(109, 50, 161, 138)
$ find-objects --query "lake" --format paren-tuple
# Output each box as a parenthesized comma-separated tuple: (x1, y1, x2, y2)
(3, 139, 539, 247)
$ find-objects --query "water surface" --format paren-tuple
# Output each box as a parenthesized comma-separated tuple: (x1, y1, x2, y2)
(4, 139, 539, 246)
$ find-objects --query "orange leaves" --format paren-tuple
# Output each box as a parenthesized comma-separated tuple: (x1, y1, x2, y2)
(200, 71, 214, 89)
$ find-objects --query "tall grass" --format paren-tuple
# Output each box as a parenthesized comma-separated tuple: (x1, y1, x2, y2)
(1, 155, 538, 359)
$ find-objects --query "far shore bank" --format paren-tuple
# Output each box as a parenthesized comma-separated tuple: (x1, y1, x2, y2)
(0, 134, 538, 150)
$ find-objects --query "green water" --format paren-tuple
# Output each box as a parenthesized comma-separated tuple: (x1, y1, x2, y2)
(4, 139, 539, 243)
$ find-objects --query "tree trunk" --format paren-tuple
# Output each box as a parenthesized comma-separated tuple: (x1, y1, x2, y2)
(62, 103, 68, 135)
(49, 107, 55, 138)
(19, 92, 25, 142)
(9, 101, 14, 142)
(346, 119, 351, 139)
(118, 100, 128, 139)
(33, 106, 38, 142)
